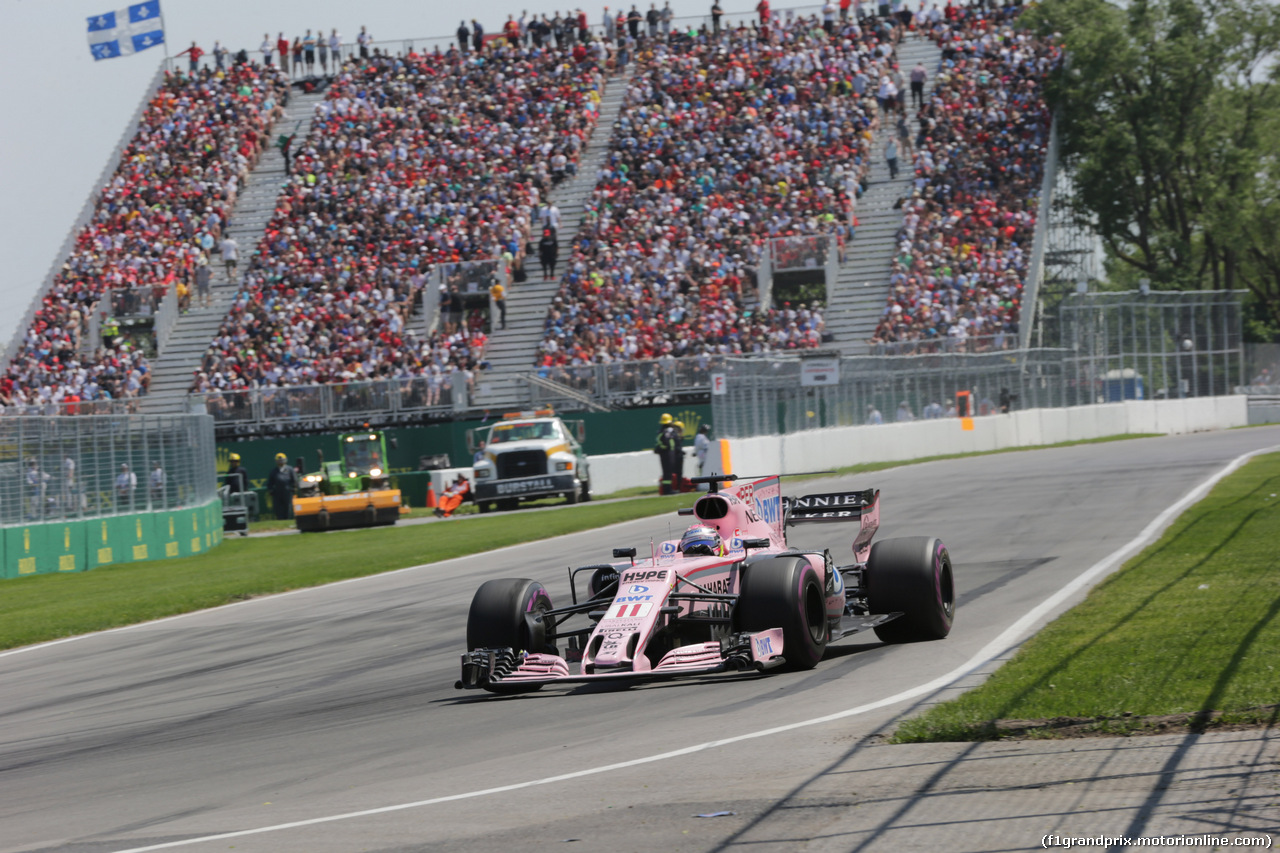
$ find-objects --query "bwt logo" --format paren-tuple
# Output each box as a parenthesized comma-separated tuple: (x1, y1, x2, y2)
(755, 636, 774, 656)
(756, 495, 780, 527)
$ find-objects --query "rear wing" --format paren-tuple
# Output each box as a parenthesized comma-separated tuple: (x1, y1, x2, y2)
(784, 489, 878, 524)
(786, 489, 880, 562)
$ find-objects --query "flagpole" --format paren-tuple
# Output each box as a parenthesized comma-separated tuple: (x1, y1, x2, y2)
(159, 0, 170, 61)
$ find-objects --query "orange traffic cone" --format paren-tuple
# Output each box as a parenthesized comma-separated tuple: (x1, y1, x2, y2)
(425, 482, 437, 508)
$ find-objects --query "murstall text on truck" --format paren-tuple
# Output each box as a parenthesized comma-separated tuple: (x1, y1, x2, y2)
(457, 473, 956, 694)
(468, 408, 591, 513)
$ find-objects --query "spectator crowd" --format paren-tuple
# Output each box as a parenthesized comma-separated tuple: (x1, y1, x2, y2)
(193, 37, 607, 395)
(871, 3, 1058, 353)
(535, 10, 915, 370)
(5, 4, 1061, 414)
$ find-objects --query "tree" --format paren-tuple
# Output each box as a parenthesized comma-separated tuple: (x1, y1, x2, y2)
(1026, 0, 1280, 338)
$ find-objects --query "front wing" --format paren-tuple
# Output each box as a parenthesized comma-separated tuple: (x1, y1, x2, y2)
(456, 629, 786, 692)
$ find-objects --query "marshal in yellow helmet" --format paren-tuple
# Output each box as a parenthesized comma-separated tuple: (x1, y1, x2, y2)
(673, 421, 685, 432)
(659, 413, 674, 425)
(275, 452, 287, 463)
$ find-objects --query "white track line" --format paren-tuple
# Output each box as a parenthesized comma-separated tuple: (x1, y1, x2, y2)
(105, 444, 1279, 853)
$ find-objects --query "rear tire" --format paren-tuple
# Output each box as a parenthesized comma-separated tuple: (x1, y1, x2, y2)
(580, 479, 592, 502)
(478, 502, 491, 514)
(866, 536, 954, 643)
(466, 578, 555, 694)
(735, 556, 828, 670)
(564, 488, 579, 505)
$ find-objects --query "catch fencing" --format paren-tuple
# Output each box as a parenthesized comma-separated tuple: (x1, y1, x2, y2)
(711, 350, 1073, 438)
(1058, 290, 1245, 400)
(712, 290, 1248, 438)
(0, 413, 217, 526)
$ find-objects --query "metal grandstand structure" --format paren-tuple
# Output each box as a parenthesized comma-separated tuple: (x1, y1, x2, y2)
(17, 16, 1262, 444)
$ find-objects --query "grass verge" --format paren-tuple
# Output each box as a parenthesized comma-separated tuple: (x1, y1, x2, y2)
(1, 430, 1169, 652)
(0, 494, 688, 651)
(892, 451, 1280, 742)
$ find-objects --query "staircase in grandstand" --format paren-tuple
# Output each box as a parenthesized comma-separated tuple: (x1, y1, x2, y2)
(823, 36, 942, 355)
(139, 90, 328, 416)
(468, 64, 636, 412)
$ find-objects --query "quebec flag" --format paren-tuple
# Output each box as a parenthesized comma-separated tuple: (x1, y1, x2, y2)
(87, 1, 164, 61)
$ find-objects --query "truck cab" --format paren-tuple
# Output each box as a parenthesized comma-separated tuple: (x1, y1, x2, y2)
(470, 409, 590, 512)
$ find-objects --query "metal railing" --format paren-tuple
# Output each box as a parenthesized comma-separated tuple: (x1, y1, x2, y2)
(0, 413, 217, 525)
(0, 399, 138, 418)
(1020, 119, 1059, 351)
(527, 356, 728, 409)
(200, 377, 466, 432)
(869, 333, 1019, 356)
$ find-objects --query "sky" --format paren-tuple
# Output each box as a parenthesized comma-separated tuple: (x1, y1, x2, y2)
(0, 0, 771, 351)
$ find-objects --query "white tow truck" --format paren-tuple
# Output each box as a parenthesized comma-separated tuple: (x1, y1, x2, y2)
(469, 408, 591, 512)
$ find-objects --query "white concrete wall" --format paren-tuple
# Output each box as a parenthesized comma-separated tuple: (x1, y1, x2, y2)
(582, 396, 1251, 496)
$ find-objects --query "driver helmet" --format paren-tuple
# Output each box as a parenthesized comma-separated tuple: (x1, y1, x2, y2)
(680, 524, 724, 557)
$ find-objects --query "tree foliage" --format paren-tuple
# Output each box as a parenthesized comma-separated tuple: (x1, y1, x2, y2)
(1025, 0, 1280, 338)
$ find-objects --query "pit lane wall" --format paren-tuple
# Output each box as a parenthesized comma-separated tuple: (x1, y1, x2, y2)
(2, 498, 224, 580)
(584, 397, 1250, 495)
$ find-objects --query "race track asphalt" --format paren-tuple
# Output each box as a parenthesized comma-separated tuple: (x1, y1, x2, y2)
(2, 426, 1278, 853)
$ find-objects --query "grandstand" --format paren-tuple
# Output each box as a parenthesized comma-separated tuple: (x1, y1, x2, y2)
(5, 5, 1059, 425)
(141, 89, 328, 415)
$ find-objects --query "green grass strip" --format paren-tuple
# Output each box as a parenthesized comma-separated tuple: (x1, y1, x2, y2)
(0, 494, 688, 651)
(894, 451, 1280, 742)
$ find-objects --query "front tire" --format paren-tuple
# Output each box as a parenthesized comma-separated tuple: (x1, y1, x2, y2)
(467, 578, 555, 653)
(466, 578, 555, 694)
(735, 556, 828, 670)
(866, 536, 954, 643)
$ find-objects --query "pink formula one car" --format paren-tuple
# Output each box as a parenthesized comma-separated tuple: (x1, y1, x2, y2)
(457, 474, 955, 694)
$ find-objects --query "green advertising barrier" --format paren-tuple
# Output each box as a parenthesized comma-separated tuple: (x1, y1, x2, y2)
(152, 511, 187, 559)
(0, 498, 224, 579)
(3, 521, 89, 578)
(6, 525, 41, 578)
(88, 515, 153, 568)
(47, 520, 87, 575)
(147, 501, 221, 560)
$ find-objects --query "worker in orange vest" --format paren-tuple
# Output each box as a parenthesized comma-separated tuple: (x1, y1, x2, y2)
(434, 473, 471, 518)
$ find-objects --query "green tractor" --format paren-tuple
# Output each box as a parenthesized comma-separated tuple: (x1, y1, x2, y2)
(294, 431, 403, 531)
